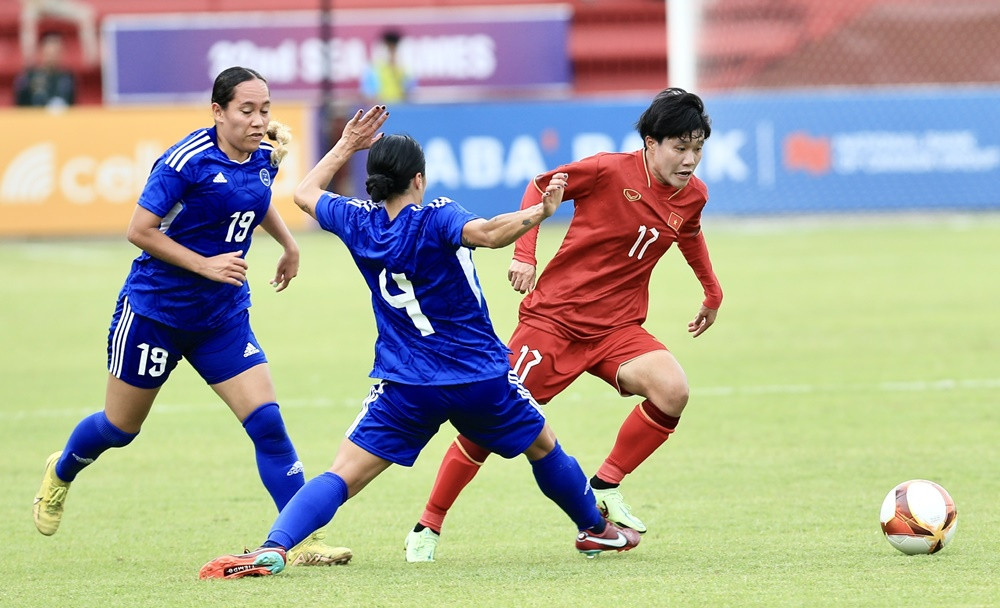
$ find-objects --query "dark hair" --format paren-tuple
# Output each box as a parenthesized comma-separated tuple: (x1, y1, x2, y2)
(211, 66, 266, 108)
(635, 87, 712, 143)
(365, 134, 425, 203)
(382, 30, 402, 46)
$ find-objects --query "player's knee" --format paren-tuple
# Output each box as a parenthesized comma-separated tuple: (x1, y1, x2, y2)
(646, 379, 689, 415)
(97, 411, 139, 447)
(242, 403, 293, 454)
(524, 425, 557, 461)
(669, 381, 690, 409)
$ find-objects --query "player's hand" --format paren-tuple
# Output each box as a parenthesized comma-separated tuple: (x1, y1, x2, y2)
(540, 172, 568, 218)
(343, 105, 389, 152)
(269, 248, 300, 292)
(508, 259, 537, 294)
(688, 305, 718, 337)
(202, 250, 248, 286)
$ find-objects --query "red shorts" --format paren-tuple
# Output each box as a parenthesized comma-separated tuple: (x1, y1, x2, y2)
(507, 321, 667, 404)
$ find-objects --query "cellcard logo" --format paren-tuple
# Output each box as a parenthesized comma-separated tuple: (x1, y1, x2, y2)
(0, 142, 161, 205)
(1, 143, 55, 203)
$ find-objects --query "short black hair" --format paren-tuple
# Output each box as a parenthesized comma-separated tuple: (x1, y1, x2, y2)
(382, 30, 402, 46)
(635, 88, 712, 143)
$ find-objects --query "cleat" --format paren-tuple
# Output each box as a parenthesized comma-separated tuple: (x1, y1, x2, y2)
(404, 528, 439, 563)
(33, 451, 70, 536)
(593, 487, 647, 533)
(199, 547, 286, 579)
(287, 531, 352, 566)
(575, 519, 641, 558)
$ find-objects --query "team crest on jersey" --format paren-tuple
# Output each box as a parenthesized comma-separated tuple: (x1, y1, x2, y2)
(259, 169, 271, 187)
(623, 188, 642, 202)
(667, 212, 684, 232)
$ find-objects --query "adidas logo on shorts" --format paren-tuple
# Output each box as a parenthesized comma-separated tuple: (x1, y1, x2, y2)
(243, 342, 261, 358)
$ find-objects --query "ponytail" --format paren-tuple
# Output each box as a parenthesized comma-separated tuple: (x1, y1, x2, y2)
(266, 120, 291, 167)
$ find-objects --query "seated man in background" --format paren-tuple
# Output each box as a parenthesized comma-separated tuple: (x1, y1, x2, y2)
(14, 31, 76, 108)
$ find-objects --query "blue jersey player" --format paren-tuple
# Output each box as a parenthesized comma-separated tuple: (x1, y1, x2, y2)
(199, 106, 641, 579)
(32, 67, 350, 567)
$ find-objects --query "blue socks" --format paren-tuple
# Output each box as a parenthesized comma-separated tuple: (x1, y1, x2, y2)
(266, 472, 348, 550)
(530, 442, 603, 531)
(242, 403, 305, 511)
(54, 403, 303, 513)
(56, 411, 137, 482)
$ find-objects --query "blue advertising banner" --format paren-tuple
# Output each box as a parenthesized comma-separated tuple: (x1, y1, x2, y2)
(377, 88, 1000, 216)
(102, 6, 571, 104)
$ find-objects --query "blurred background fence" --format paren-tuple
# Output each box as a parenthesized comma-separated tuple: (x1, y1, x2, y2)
(2, 0, 999, 236)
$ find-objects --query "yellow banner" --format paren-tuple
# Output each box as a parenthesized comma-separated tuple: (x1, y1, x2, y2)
(0, 104, 313, 237)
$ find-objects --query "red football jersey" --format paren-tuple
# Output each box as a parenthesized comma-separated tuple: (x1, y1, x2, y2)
(514, 150, 723, 341)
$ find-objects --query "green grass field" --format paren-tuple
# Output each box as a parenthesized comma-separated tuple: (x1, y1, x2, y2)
(2, 214, 998, 607)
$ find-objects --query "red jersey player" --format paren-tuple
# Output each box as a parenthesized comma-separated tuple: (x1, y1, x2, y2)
(404, 88, 722, 561)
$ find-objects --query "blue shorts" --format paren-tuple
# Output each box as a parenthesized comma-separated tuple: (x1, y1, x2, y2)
(346, 370, 546, 466)
(106, 296, 267, 389)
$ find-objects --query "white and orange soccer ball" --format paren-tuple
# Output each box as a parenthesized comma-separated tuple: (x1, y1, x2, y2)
(880, 479, 957, 555)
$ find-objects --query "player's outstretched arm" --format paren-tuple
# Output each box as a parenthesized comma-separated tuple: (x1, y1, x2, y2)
(462, 173, 568, 250)
(293, 105, 389, 218)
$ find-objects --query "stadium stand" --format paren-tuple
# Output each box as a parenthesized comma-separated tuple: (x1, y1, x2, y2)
(1, 0, 997, 106)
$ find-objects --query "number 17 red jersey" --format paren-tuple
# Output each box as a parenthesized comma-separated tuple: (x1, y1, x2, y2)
(514, 150, 723, 341)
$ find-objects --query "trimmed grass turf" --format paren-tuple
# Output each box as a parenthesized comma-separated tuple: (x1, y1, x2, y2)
(2, 214, 998, 607)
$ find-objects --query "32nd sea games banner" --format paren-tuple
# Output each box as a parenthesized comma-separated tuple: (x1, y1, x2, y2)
(101, 5, 571, 105)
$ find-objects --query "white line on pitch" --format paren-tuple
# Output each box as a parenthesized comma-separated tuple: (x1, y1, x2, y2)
(5, 378, 999, 421)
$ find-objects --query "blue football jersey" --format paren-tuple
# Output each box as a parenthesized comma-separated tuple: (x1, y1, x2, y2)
(119, 127, 278, 330)
(314, 194, 512, 385)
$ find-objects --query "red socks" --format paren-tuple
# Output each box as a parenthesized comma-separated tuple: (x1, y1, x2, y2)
(418, 401, 678, 531)
(418, 435, 491, 533)
(595, 400, 678, 485)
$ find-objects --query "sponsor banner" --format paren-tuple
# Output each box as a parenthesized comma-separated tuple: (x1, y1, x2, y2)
(0, 104, 313, 237)
(375, 88, 1000, 217)
(102, 6, 571, 104)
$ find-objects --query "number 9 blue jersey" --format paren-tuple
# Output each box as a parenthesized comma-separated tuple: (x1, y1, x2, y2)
(314, 194, 511, 385)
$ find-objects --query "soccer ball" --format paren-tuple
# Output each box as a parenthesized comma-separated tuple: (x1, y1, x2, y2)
(880, 479, 957, 555)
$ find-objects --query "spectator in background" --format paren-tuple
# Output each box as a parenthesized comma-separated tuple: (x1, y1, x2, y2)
(341, 30, 417, 198)
(360, 29, 416, 105)
(14, 31, 75, 108)
(20, 0, 99, 67)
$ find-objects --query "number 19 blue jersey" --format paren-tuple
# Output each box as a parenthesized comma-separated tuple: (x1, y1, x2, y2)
(314, 194, 511, 385)
(119, 127, 278, 330)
